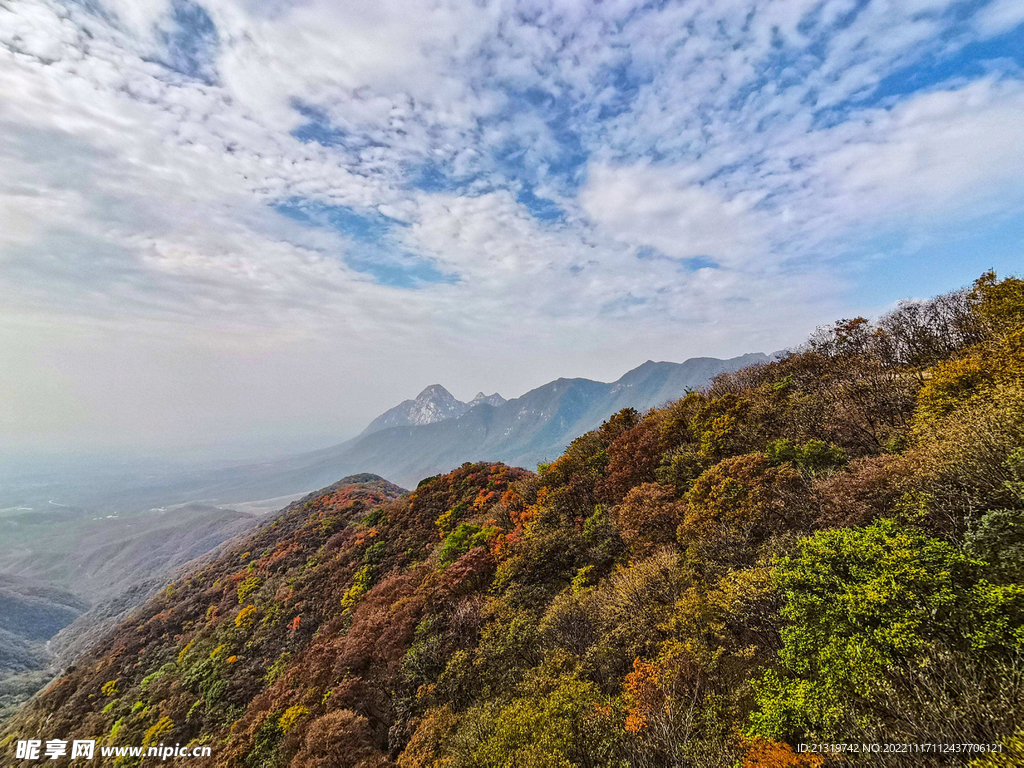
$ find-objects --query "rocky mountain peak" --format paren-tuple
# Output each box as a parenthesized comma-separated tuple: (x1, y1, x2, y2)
(360, 385, 467, 436)
(416, 384, 457, 402)
(470, 391, 507, 407)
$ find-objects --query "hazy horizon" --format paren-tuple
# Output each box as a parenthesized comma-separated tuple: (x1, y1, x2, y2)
(3, 0, 1024, 459)
(1, 349, 768, 462)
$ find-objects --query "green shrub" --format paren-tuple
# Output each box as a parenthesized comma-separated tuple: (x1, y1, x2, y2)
(438, 523, 496, 567)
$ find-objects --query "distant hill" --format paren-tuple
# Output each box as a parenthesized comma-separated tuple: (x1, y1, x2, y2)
(47, 474, 406, 670)
(0, 502, 260, 720)
(0, 575, 87, 720)
(325, 353, 774, 488)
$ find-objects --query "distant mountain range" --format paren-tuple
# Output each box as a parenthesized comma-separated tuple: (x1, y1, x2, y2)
(0, 352, 775, 514)
(165, 352, 772, 500)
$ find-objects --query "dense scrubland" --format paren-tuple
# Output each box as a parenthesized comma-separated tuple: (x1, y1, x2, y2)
(4, 273, 1024, 767)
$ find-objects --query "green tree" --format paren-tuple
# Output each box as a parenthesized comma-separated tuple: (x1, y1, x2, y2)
(750, 519, 1022, 741)
(438, 523, 496, 567)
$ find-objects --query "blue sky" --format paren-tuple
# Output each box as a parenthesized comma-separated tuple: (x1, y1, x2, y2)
(1, 0, 1023, 454)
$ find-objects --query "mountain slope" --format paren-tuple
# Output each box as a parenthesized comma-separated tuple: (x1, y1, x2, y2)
(1, 468, 474, 763)
(290, 352, 772, 489)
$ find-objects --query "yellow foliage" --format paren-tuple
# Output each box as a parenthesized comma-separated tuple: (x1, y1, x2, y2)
(910, 384, 1024, 518)
(235, 604, 257, 628)
(101, 679, 118, 697)
(278, 705, 309, 733)
(340, 565, 371, 612)
(236, 575, 260, 604)
(434, 507, 457, 538)
(916, 274, 1024, 433)
(972, 271, 1024, 336)
(915, 355, 992, 426)
(142, 715, 174, 748)
(397, 705, 458, 768)
(177, 639, 195, 665)
(969, 727, 1024, 767)
(670, 566, 775, 667)
(680, 453, 804, 565)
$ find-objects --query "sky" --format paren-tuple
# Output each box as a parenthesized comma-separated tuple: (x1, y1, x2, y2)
(1, 0, 1023, 459)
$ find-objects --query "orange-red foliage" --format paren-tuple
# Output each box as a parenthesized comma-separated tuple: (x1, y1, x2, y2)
(743, 738, 824, 768)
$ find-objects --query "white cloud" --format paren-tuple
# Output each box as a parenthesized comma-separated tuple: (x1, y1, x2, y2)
(580, 163, 770, 266)
(818, 79, 1024, 218)
(973, 0, 1024, 37)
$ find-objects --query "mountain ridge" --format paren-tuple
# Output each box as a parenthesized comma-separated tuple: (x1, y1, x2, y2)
(0, 354, 775, 516)
(178, 351, 774, 498)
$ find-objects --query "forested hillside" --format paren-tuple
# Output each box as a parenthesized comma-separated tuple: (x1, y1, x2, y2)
(4, 274, 1023, 767)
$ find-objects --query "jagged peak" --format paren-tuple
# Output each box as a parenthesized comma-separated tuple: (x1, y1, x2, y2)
(470, 391, 505, 405)
(416, 384, 456, 401)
